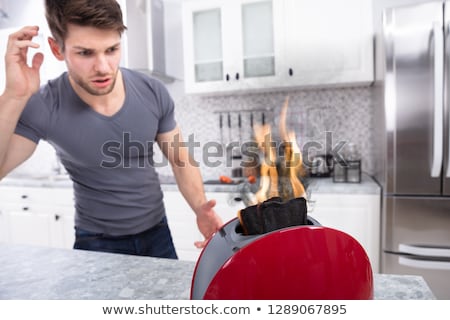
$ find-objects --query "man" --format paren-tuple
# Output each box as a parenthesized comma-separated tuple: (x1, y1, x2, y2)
(0, 0, 223, 258)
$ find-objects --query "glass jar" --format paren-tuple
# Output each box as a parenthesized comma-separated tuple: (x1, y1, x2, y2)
(345, 143, 361, 183)
(333, 159, 347, 182)
(346, 160, 361, 183)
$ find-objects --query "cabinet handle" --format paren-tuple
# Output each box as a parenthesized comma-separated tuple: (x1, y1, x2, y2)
(225, 74, 230, 81)
(54, 214, 60, 221)
(21, 195, 28, 199)
(22, 207, 29, 211)
(235, 73, 240, 80)
(289, 68, 293, 76)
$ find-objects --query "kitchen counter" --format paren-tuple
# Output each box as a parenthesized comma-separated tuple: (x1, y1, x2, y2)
(0, 243, 435, 300)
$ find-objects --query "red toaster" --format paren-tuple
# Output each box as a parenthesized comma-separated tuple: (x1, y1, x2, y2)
(190, 217, 373, 300)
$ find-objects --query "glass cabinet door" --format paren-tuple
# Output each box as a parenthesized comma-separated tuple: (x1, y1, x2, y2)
(192, 8, 223, 82)
(241, 0, 275, 78)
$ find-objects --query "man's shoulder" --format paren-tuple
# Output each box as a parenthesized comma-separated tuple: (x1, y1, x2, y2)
(121, 68, 166, 89)
(24, 73, 68, 114)
(32, 73, 67, 102)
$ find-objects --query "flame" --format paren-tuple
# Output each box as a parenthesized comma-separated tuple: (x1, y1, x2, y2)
(252, 96, 306, 204)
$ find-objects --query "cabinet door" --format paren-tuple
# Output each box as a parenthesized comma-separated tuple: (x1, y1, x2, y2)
(7, 209, 52, 247)
(237, 0, 284, 90)
(0, 209, 9, 243)
(282, 0, 373, 87)
(183, 0, 229, 93)
(49, 209, 75, 249)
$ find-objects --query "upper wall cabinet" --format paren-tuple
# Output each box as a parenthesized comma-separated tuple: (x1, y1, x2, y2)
(182, 0, 284, 94)
(182, 0, 374, 94)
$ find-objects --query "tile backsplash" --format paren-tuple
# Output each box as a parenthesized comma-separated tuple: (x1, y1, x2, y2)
(158, 84, 375, 181)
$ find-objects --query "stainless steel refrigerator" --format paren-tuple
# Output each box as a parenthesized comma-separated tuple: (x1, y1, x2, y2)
(378, 1, 450, 299)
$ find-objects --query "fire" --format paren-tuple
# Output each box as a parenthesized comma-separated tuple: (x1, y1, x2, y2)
(252, 96, 306, 204)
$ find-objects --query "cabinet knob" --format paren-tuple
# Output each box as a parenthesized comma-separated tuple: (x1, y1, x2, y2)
(289, 68, 293, 76)
(235, 73, 240, 80)
(21, 195, 28, 199)
(22, 207, 29, 211)
(225, 74, 230, 81)
(54, 214, 60, 221)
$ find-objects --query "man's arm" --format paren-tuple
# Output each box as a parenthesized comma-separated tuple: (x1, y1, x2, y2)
(0, 26, 43, 179)
(157, 126, 223, 248)
(0, 132, 37, 180)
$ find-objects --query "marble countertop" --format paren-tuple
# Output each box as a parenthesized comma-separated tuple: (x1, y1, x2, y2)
(0, 243, 435, 300)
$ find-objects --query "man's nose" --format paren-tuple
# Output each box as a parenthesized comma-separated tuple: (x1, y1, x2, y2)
(94, 55, 109, 73)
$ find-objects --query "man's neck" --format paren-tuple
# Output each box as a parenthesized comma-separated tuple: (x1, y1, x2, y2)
(69, 70, 125, 117)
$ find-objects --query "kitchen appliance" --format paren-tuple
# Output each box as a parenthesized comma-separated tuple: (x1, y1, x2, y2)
(121, 0, 175, 83)
(191, 217, 373, 300)
(377, 1, 450, 299)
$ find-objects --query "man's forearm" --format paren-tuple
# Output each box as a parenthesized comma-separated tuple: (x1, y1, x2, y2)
(0, 94, 28, 168)
(171, 158, 207, 215)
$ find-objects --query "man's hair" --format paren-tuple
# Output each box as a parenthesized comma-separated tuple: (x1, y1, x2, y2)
(45, 0, 127, 50)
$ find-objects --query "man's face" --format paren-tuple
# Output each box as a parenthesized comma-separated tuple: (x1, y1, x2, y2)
(61, 24, 122, 96)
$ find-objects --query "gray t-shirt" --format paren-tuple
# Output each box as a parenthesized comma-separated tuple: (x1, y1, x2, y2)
(15, 68, 177, 236)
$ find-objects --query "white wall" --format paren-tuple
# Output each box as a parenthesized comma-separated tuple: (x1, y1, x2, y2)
(0, 0, 65, 177)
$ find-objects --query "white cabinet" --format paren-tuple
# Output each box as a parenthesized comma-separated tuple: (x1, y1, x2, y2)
(163, 190, 244, 261)
(308, 192, 380, 273)
(182, 0, 284, 94)
(280, 0, 374, 87)
(0, 186, 75, 249)
(0, 207, 9, 243)
(182, 0, 374, 94)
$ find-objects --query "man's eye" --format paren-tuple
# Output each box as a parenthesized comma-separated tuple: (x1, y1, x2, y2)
(107, 47, 119, 54)
(78, 51, 92, 56)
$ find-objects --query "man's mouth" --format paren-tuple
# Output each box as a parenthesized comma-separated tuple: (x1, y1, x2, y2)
(92, 77, 112, 88)
(93, 78, 109, 83)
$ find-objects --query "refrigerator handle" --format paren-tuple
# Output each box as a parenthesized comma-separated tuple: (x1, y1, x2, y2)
(431, 22, 444, 178)
(399, 257, 450, 271)
(399, 243, 450, 258)
(447, 22, 450, 178)
(398, 244, 450, 270)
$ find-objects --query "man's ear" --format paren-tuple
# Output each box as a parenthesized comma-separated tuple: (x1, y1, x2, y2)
(48, 37, 64, 61)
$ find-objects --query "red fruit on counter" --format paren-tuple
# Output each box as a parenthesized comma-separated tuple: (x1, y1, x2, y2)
(219, 175, 233, 184)
(247, 175, 257, 184)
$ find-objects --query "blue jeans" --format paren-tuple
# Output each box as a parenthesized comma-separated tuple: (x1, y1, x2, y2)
(73, 217, 178, 259)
